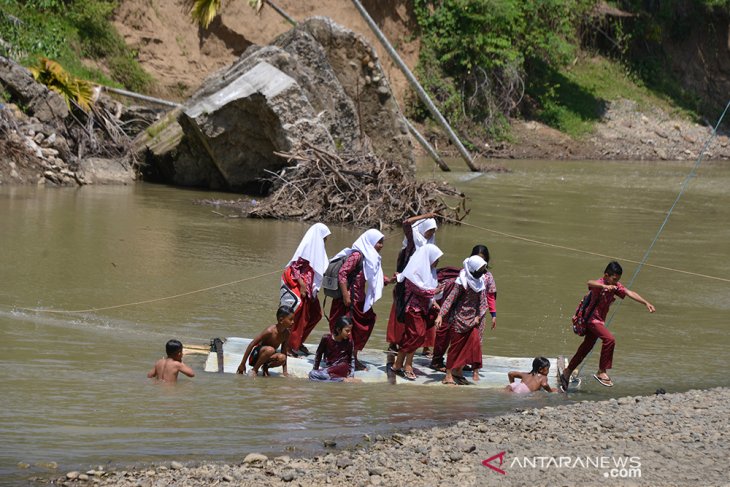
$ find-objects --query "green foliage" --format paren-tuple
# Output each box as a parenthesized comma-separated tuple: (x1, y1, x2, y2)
(186, 0, 222, 28)
(585, 0, 710, 116)
(525, 59, 604, 136)
(29, 57, 94, 111)
(412, 0, 597, 138)
(412, 0, 718, 136)
(0, 0, 151, 91)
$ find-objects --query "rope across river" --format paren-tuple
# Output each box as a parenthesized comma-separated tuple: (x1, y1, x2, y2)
(5, 104, 730, 317)
(573, 99, 730, 378)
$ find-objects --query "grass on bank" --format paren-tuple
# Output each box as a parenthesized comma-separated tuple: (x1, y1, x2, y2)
(0, 0, 151, 92)
(527, 54, 698, 138)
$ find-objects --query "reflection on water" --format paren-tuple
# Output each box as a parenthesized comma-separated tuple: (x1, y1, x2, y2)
(1, 160, 729, 480)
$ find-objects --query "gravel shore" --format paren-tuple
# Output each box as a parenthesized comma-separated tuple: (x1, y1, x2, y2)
(45, 387, 729, 486)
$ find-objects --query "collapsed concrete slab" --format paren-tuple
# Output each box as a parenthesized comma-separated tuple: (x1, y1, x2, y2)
(181, 62, 334, 192)
(137, 17, 414, 192)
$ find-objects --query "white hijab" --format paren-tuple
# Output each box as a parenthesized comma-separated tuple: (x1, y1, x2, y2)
(333, 229, 384, 312)
(397, 243, 443, 290)
(287, 223, 331, 291)
(401, 218, 438, 249)
(456, 255, 487, 292)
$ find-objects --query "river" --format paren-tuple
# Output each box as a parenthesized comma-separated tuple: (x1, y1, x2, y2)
(1, 159, 729, 481)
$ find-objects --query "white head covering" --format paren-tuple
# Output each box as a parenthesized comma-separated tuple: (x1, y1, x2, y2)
(456, 255, 487, 292)
(397, 243, 443, 290)
(287, 223, 331, 291)
(402, 218, 438, 249)
(333, 229, 385, 312)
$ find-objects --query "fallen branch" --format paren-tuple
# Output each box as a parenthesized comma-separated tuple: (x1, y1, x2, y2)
(249, 143, 468, 229)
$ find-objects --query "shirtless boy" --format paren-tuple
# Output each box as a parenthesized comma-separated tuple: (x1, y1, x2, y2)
(237, 305, 294, 377)
(147, 339, 195, 383)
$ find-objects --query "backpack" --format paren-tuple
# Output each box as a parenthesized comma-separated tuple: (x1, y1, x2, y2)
(321, 252, 362, 299)
(571, 291, 599, 336)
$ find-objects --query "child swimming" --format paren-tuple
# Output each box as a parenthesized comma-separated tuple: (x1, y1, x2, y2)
(147, 339, 195, 383)
(506, 357, 558, 394)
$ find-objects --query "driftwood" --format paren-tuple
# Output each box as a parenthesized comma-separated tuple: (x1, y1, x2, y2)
(248, 143, 469, 229)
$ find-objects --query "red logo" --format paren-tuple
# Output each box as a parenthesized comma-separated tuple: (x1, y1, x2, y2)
(482, 451, 507, 475)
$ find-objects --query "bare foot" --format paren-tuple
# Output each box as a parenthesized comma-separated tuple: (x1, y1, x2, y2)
(355, 360, 368, 371)
(472, 371, 480, 381)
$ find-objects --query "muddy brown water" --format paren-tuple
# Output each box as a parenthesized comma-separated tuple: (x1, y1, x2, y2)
(1, 159, 729, 480)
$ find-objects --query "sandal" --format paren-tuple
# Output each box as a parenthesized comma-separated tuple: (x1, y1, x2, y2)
(453, 375, 472, 386)
(441, 379, 457, 386)
(559, 371, 570, 392)
(593, 374, 614, 387)
(392, 367, 406, 379)
(401, 369, 416, 380)
(429, 361, 447, 373)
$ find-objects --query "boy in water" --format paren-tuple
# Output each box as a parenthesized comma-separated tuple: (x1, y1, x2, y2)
(560, 261, 655, 390)
(147, 339, 195, 383)
(237, 305, 294, 377)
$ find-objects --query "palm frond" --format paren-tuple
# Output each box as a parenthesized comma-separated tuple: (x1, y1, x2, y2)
(248, 0, 264, 14)
(186, 0, 222, 28)
(29, 57, 94, 112)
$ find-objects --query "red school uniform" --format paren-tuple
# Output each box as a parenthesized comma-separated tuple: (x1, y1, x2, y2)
(327, 251, 377, 351)
(284, 257, 323, 352)
(567, 277, 628, 372)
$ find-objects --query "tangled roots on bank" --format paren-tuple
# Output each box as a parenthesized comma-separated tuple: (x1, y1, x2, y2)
(248, 143, 469, 229)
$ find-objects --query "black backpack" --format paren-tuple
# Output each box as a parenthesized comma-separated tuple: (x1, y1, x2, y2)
(321, 251, 362, 299)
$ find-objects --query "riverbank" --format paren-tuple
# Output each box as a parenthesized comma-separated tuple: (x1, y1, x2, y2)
(44, 387, 728, 486)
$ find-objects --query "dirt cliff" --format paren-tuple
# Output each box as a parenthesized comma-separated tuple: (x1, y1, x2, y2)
(112, 0, 419, 106)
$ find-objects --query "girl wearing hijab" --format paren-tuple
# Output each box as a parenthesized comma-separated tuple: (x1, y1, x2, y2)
(435, 254, 496, 385)
(391, 243, 443, 381)
(386, 213, 439, 354)
(430, 244, 495, 372)
(282, 223, 331, 356)
(328, 229, 392, 370)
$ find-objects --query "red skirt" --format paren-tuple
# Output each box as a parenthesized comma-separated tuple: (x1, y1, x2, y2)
(399, 309, 427, 354)
(423, 325, 436, 348)
(432, 322, 452, 360)
(446, 326, 483, 370)
(328, 298, 376, 351)
(386, 301, 405, 344)
(288, 296, 322, 351)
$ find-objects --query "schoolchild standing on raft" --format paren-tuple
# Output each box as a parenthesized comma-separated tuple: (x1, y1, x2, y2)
(435, 255, 494, 385)
(328, 229, 393, 371)
(431, 244, 496, 376)
(386, 213, 439, 355)
(391, 243, 443, 381)
(281, 222, 331, 357)
(559, 261, 655, 390)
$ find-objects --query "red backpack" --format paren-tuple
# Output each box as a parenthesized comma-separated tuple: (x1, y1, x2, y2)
(571, 291, 599, 336)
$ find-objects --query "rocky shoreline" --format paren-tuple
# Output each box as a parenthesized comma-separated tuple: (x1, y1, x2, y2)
(41, 387, 728, 486)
